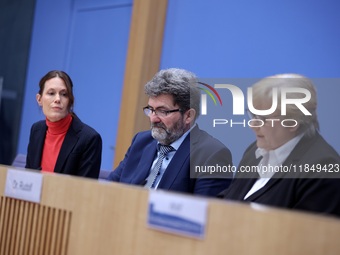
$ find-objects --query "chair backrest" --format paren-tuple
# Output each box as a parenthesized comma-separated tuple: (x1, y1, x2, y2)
(99, 169, 111, 180)
(11, 154, 27, 168)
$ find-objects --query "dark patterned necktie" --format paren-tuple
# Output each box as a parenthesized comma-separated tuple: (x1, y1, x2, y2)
(144, 145, 174, 188)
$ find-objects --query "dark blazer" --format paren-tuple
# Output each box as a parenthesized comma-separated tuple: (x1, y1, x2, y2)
(220, 132, 340, 217)
(108, 125, 233, 197)
(26, 115, 102, 179)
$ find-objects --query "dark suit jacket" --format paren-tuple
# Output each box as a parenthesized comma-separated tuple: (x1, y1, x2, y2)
(26, 115, 102, 179)
(108, 125, 233, 197)
(220, 132, 340, 217)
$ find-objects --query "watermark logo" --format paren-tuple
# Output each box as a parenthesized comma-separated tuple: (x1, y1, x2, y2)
(198, 82, 223, 115)
(199, 82, 312, 128)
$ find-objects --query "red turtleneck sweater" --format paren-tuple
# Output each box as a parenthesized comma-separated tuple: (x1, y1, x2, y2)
(41, 114, 72, 172)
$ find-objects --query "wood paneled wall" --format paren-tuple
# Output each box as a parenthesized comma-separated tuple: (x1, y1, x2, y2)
(114, 0, 168, 168)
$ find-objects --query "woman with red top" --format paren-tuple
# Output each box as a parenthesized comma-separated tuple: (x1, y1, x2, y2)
(25, 70, 102, 179)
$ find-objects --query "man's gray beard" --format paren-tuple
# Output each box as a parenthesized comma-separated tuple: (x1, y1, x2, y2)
(151, 125, 184, 145)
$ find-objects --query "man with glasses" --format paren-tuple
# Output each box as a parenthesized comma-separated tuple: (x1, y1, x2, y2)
(107, 68, 233, 197)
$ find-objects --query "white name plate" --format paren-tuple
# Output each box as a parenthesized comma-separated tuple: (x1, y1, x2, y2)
(148, 191, 208, 239)
(5, 168, 43, 203)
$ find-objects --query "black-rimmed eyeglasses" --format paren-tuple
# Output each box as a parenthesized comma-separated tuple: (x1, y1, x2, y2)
(143, 106, 182, 118)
